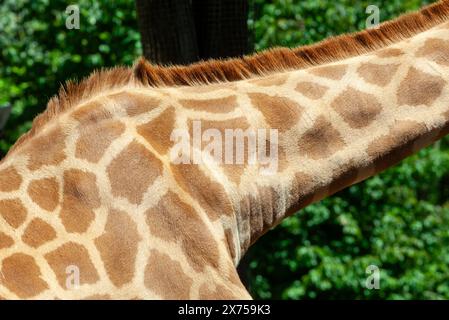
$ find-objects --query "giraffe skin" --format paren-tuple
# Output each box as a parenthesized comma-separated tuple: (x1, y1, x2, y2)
(1, 7, 449, 300)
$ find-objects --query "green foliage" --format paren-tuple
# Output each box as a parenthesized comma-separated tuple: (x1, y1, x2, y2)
(1, 0, 448, 300)
(244, 0, 449, 299)
(249, 0, 434, 51)
(0, 0, 141, 154)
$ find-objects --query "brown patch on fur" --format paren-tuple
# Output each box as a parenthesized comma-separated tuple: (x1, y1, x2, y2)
(283, 171, 319, 219)
(277, 144, 289, 173)
(1, 253, 48, 298)
(60, 169, 100, 233)
(328, 161, 360, 196)
(170, 163, 234, 220)
(0, 232, 14, 249)
(357, 63, 400, 86)
(0, 166, 22, 192)
(241, 186, 281, 246)
(248, 92, 302, 131)
(22, 126, 67, 171)
(309, 64, 347, 80)
(199, 283, 238, 300)
(187, 117, 251, 185)
(45, 242, 100, 288)
(236, 197, 251, 251)
(137, 107, 176, 155)
(94, 209, 141, 288)
(144, 249, 193, 299)
(71, 102, 112, 123)
(76, 120, 126, 163)
(27, 177, 59, 211)
(416, 38, 449, 66)
(224, 228, 236, 261)
(22, 218, 57, 248)
(295, 82, 329, 99)
(109, 91, 161, 117)
(179, 96, 238, 113)
(443, 109, 449, 119)
(107, 141, 163, 205)
(331, 87, 383, 128)
(367, 120, 428, 172)
(145, 191, 220, 272)
(397, 67, 446, 106)
(376, 48, 404, 58)
(224, 165, 245, 186)
(298, 116, 346, 159)
(291, 171, 315, 197)
(0, 199, 27, 228)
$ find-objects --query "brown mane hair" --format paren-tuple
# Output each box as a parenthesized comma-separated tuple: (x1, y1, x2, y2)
(134, 0, 449, 86)
(6, 0, 449, 155)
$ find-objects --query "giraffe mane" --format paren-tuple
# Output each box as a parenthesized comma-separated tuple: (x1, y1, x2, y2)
(7, 0, 449, 154)
(134, 0, 449, 86)
(8, 67, 134, 153)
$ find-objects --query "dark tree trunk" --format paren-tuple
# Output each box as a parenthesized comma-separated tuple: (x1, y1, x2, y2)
(193, 0, 250, 59)
(135, 0, 250, 64)
(135, 0, 199, 64)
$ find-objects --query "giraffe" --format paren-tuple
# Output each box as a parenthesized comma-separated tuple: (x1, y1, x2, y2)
(1, 0, 449, 300)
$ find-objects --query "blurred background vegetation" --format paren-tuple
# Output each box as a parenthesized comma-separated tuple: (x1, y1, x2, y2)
(1, 0, 449, 299)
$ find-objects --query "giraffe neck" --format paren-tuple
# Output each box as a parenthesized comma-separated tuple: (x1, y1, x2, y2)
(223, 20, 449, 258)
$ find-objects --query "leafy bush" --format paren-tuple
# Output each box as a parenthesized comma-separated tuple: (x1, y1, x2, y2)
(249, 0, 434, 51)
(244, 0, 449, 299)
(0, 0, 141, 154)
